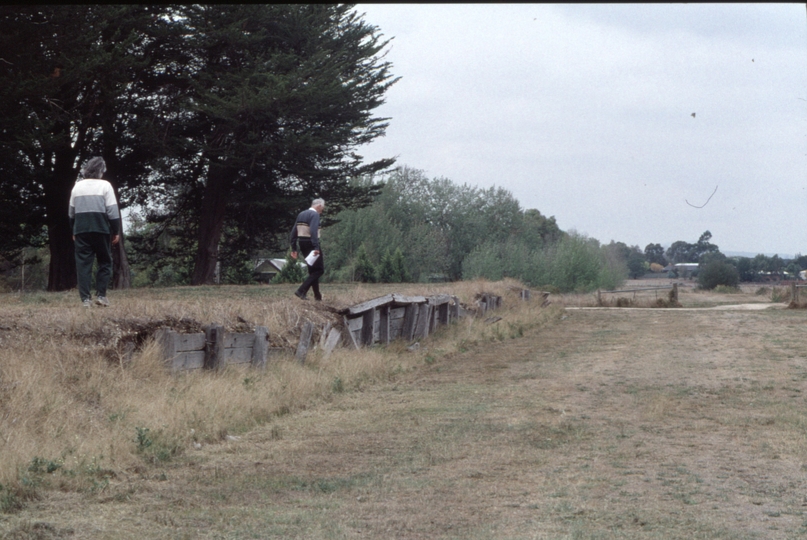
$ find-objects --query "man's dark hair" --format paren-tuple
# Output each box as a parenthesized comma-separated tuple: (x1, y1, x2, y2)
(81, 157, 106, 179)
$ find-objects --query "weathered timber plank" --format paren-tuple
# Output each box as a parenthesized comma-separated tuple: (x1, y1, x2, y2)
(156, 329, 178, 364)
(428, 294, 452, 306)
(346, 316, 363, 333)
(450, 296, 460, 320)
(223, 332, 256, 349)
(360, 309, 375, 346)
(379, 305, 391, 345)
(402, 304, 418, 341)
(429, 303, 439, 333)
(323, 328, 342, 360)
(390, 306, 406, 321)
(296, 321, 315, 364)
(252, 326, 268, 368)
(223, 347, 253, 364)
(173, 333, 205, 352)
(319, 323, 332, 349)
(347, 294, 393, 315)
(390, 318, 404, 338)
(437, 302, 449, 326)
(414, 303, 431, 339)
(204, 325, 225, 371)
(171, 351, 205, 371)
(391, 294, 426, 304)
(344, 316, 361, 350)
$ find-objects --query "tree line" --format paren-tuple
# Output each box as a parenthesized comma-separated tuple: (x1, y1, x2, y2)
(123, 166, 627, 293)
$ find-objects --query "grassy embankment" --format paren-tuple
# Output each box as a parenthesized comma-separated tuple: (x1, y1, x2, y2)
(0, 279, 555, 511)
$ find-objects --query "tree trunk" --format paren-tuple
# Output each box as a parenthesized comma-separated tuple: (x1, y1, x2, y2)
(46, 149, 79, 292)
(191, 164, 230, 285)
(112, 226, 131, 289)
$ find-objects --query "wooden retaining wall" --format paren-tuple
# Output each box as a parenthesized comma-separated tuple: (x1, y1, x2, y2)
(340, 293, 468, 349)
(156, 325, 274, 372)
(157, 290, 523, 372)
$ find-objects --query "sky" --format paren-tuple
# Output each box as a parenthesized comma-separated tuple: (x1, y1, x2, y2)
(355, 4, 807, 257)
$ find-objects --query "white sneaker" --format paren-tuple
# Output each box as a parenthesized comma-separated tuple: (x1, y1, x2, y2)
(82, 299, 92, 308)
(95, 296, 110, 307)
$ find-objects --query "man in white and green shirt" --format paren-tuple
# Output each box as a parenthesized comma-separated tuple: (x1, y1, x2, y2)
(69, 157, 121, 307)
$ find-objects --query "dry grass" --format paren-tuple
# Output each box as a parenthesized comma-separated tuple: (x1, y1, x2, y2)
(555, 279, 790, 309)
(3, 280, 807, 538)
(0, 279, 531, 507)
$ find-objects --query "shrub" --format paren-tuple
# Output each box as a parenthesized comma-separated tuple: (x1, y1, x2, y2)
(698, 260, 740, 290)
(272, 252, 306, 284)
(353, 245, 377, 283)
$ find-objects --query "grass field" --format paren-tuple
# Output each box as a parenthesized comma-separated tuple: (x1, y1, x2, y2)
(1, 280, 806, 538)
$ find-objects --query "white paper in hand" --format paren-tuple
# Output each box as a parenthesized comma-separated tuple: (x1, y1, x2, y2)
(305, 251, 319, 266)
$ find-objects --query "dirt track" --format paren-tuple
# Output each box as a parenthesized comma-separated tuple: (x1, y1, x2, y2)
(3, 304, 807, 539)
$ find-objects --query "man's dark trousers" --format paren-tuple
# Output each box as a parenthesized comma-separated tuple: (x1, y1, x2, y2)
(74, 232, 113, 302)
(296, 238, 323, 300)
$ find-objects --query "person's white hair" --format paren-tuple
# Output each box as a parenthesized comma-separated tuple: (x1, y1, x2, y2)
(312, 198, 325, 208)
(81, 157, 106, 179)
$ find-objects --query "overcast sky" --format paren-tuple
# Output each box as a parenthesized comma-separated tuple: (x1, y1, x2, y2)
(355, 4, 807, 256)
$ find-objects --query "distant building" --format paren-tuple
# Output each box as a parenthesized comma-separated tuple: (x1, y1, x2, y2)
(663, 263, 699, 279)
(253, 258, 289, 283)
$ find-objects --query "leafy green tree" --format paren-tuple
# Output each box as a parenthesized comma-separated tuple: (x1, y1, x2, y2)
(735, 257, 756, 282)
(0, 6, 178, 290)
(604, 242, 646, 279)
(391, 247, 410, 283)
(644, 243, 667, 266)
(272, 252, 306, 284)
(162, 5, 398, 285)
(698, 259, 740, 289)
(666, 240, 697, 264)
(352, 244, 377, 283)
(378, 249, 403, 283)
(532, 233, 624, 292)
(127, 212, 194, 287)
(666, 231, 721, 264)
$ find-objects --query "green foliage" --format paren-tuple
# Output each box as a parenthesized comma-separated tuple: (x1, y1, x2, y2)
(221, 250, 255, 285)
(666, 231, 720, 264)
(127, 213, 194, 288)
(135, 427, 180, 464)
(463, 232, 625, 293)
(0, 483, 22, 513)
(353, 244, 377, 283)
(698, 259, 740, 290)
(377, 248, 409, 283)
(272, 252, 306, 284)
(534, 233, 625, 292)
(605, 241, 647, 279)
(326, 167, 564, 284)
(644, 243, 667, 266)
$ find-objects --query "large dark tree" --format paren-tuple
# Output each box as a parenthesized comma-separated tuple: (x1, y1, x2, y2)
(143, 4, 397, 285)
(2, 5, 396, 289)
(0, 6, 177, 290)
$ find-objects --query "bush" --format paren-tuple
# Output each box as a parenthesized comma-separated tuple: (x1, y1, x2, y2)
(353, 245, 377, 283)
(272, 252, 306, 284)
(698, 260, 740, 290)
